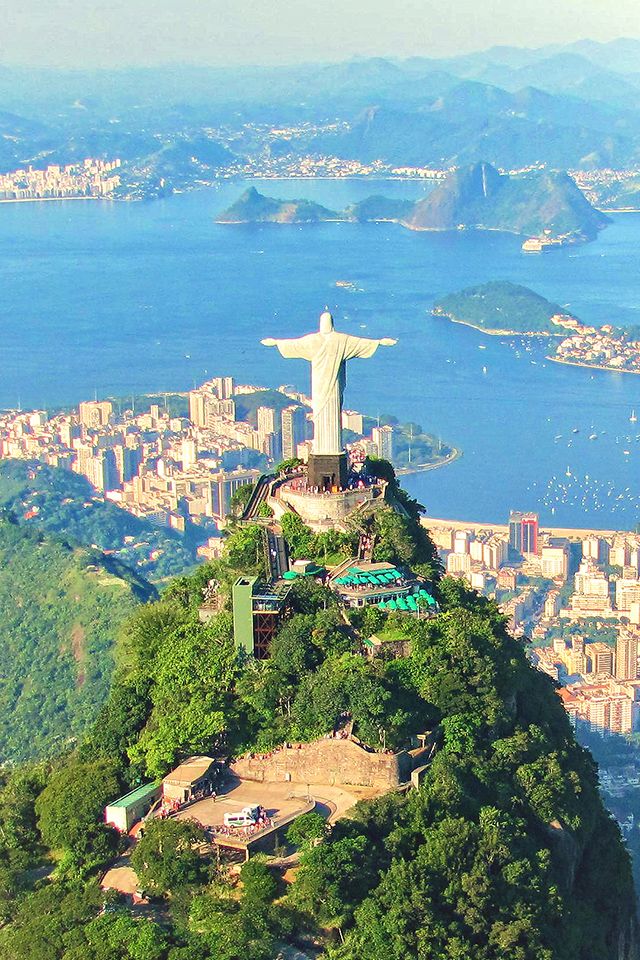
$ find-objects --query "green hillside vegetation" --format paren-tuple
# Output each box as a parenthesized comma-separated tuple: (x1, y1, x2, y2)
(433, 280, 575, 334)
(346, 195, 414, 221)
(217, 164, 609, 241)
(217, 186, 338, 223)
(0, 517, 155, 763)
(232, 388, 306, 426)
(0, 470, 636, 959)
(0, 460, 199, 579)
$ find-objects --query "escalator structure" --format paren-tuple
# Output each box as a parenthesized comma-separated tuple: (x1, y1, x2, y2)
(240, 474, 275, 522)
(264, 526, 289, 581)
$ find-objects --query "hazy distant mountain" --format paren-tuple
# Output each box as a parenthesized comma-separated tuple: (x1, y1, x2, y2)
(564, 38, 640, 75)
(218, 163, 608, 241)
(308, 87, 640, 169)
(1, 39, 640, 183)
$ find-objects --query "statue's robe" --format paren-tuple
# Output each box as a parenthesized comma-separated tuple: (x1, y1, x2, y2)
(271, 331, 382, 455)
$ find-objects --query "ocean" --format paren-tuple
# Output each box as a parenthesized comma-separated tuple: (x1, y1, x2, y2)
(3, 178, 640, 530)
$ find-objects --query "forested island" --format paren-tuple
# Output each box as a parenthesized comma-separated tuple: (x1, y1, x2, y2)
(217, 162, 609, 242)
(433, 280, 577, 335)
(0, 466, 637, 959)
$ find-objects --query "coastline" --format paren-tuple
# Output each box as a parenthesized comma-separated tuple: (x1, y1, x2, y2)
(0, 196, 114, 205)
(421, 514, 632, 538)
(435, 312, 559, 338)
(546, 355, 640, 376)
(395, 446, 461, 476)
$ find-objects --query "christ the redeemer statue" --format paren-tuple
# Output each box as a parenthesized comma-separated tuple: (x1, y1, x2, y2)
(262, 308, 396, 489)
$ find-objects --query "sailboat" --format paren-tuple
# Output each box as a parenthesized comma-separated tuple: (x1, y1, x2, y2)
(631, 409, 638, 424)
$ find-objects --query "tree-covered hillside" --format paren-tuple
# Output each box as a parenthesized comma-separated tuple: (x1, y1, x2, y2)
(0, 460, 199, 579)
(217, 186, 338, 223)
(0, 518, 155, 763)
(0, 483, 636, 959)
(433, 280, 575, 334)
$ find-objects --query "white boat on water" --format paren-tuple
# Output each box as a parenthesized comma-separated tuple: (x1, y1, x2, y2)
(631, 409, 638, 423)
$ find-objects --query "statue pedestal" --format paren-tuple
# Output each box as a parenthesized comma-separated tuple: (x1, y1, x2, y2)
(274, 477, 387, 532)
(307, 453, 347, 492)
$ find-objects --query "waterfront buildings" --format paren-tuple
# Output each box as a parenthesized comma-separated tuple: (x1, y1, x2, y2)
(509, 511, 539, 555)
(0, 374, 401, 533)
(0, 158, 121, 201)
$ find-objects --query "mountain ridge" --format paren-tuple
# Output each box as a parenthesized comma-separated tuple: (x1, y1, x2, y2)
(217, 163, 609, 241)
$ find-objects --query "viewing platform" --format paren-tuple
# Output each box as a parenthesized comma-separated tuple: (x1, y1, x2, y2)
(274, 476, 387, 531)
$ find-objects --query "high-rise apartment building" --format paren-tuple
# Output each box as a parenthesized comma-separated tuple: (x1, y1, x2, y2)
(257, 405, 282, 459)
(372, 424, 394, 461)
(88, 448, 119, 492)
(212, 377, 234, 400)
(586, 641, 614, 676)
(508, 511, 523, 553)
(582, 536, 608, 564)
(616, 632, 639, 680)
(281, 405, 308, 461)
(78, 400, 113, 429)
(615, 578, 640, 612)
(521, 514, 539, 555)
(541, 540, 570, 580)
(115, 445, 143, 484)
(189, 389, 208, 428)
(509, 511, 539, 555)
(342, 410, 364, 433)
(181, 438, 198, 470)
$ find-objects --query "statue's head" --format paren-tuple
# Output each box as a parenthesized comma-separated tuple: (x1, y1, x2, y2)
(319, 308, 334, 334)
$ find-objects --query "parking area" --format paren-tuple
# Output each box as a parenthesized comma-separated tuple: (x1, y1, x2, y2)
(173, 777, 309, 831)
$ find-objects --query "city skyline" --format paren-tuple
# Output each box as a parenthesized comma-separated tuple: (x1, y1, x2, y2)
(2, 0, 640, 69)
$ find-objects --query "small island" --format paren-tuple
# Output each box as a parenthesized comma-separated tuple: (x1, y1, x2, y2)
(217, 162, 609, 244)
(216, 186, 338, 223)
(434, 281, 640, 375)
(432, 281, 577, 335)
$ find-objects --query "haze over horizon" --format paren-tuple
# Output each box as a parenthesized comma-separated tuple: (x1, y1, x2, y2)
(3, 0, 640, 70)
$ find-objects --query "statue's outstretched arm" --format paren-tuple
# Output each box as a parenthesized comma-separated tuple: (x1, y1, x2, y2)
(261, 333, 317, 361)
(343, 333, 398, 360)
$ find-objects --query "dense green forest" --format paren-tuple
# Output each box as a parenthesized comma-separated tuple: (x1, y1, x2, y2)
(0, 474, 636, 959)
(0, 518, 154, 763)
(433, 281, 574, 334)
(0, 460, 200, 579)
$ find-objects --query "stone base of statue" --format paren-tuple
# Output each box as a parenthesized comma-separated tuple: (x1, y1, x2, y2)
(307, 452, 348, 492)
(272, 475, 387, 532)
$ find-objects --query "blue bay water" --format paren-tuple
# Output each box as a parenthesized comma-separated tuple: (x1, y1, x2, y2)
(2, 179, 640, 530)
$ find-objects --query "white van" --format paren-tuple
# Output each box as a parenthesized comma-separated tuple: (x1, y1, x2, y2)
(223, 805, 260, 827)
